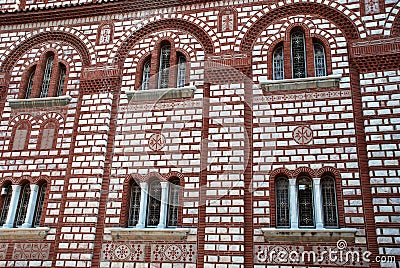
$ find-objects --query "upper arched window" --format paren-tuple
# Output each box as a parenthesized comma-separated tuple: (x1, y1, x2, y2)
(12, 121, 30, 151)
(137, 41, 188, 90)
(271, 28, 328, 80)
(39, 121, 58, 150)
(22, 52, 67, 99)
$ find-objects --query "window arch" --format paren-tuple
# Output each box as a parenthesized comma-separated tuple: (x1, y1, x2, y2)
(146, 179, 162, 227)
(21, 51, 68, 99)
(321, 175, 338, 228)
(167, 178, 180, 227)
(12, 121, 30, 151)
(297, 176, 314, 227)
(0, 184, 12, 226)
(128, 180, 141, 227)
(272, 44, 284, 80)
(275, 177, 290, 228)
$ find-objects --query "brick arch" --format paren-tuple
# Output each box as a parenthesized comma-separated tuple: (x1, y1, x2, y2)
(165, 171, 185, 185)
(39, 112, 65, 126)
(384, 0, 400, 35)
(114, 18, 215, 65)
(269, 168, 293, 179)
(0, 177, 13, 187)
(239, 1, 364, 52)
(0, 31, 92, 73)
(8, 114, 37, 128)
(316, 166, 342, 179)
(145, 172, 167, 182)
(125, 173, 145, 184)
(293, 166, 316, 178)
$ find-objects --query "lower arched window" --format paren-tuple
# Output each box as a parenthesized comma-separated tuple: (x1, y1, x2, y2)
(33, 183, 47, 227)
(0, 184, 12, 226)
(275, 177, 290, 228)
(15, 183, 31, 227)
(167, 179, 180, 227)
(146, 180, 162, 227)
(321, 176, 338, 227)
(297, 176, 314, 227)
(128, 181, 141, 227)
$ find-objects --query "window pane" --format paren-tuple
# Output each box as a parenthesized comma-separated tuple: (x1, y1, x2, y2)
(25, 68, 35, 99)
(146, 180, 161, 227)
(298, 177, 314, 227)
(167, 179, 180, 227)
(273, 46, 284, 80)
(15, 184, 31, 227)
(177, 55, 186, 88)
(275, 177, 290, 227)
(322, 177, 338, 227)
(314, 43, 327, 77)
(141, 60, 151, 90)
(291, 30, 306, 78)
(57, 64, 66, 97)
(40, 122, 56, 150)
(33, 183, 47, 227)
(12, 122, 29, 151)
(128, 181, 141, 227)
(158, 45, 171, 89)
(41, 54, 54, 98)
(0, 185, 12, 226)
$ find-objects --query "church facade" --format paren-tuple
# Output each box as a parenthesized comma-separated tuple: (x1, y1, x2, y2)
(0, 0, 399, 267)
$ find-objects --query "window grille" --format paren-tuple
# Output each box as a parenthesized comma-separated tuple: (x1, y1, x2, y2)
(158, 45, 171, 89)
(322, 176, 338, 227)
(273, 46, 284, 80)
(33, 183, 47, 227)
(15, 184, 31, 227)
(298, 177, 314, 227)
(291, 30, 306, 78)
(40, 54, 54, 98)
(25, 68, 35, 99)
(0, 185, 12, 226)
(128, 181, 141, 227)
(146, 180, 161, 227)
(177, 55, 187, 88)
(142, 59, 151, 90)
(314, 43, 327, 77)
(275, 177, 290, 227)
(57, 64, 66, 96)
(167, 179, 180, 227)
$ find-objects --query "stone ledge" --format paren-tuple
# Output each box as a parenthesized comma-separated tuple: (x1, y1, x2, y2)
(261, 228, 357, 243)
(107, 228, 193, 241)
(8, 95, 72, 109)
(260, 75, 341, 92)
(0, 227, 50, 241)
(126, 86, 195, 102)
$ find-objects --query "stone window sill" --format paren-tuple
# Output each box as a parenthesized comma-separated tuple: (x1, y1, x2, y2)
(8, 95, 72, 109)
(126, 86, 196, 102)
(261, 228, 357, 243)
(107, 227, 193, 241)
(260, 75, 341, 92)
(0, 227, 50, 240)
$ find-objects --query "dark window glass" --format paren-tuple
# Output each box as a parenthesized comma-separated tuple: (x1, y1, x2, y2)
(33, 183, 47, 227)
(141, 59, 151, 90)
(0, 185, 12, 226)
(275, 177, 290, 227)
(322, 176, 338, 228)
(167, 179, 180, 227)
(146, 180, 161, 227)
(57, 64, 66, 96)
(15, 184, 31, 227)
(25, 67, 36, 99)
(314, 43, 327, 77)
(298, 176, 314, 227)
(177, 54, 187, 88)
(291, 30, 306, 78)
(158, 44, 171, 89)
(40, 54, 54, 98)
(128, 181, 141, 227)
(273, 45, 284, 80)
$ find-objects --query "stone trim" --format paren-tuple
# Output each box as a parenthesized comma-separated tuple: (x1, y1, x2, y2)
(260, 75, 341, 92)
(0, 227, 50, 241)
(126, 86, 196, 102)
(107, 227, 193, 241)
(261, 228, 357, 243)
(8, 96, 72, 109)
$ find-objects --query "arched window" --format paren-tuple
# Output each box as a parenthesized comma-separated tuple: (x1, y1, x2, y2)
(99, 25, 112, 45)
(15, 183, 31, 227)
(297, 176, 314, 227)
(321, 176, 338, 227)
(40, 53, 54, 98)
(313, 42, 327, 77)
(177, 53, 187, 88)
(141, 58, 151, 90)
(57, 64, 67, 96)
(146, 180, 162, 227)
(0, 184, 12, 226)
(39, 121, 58, 150)
(291, 28, 306, 78)
(167, 179, 180, 227)
(25, 67, 36, 99)
(128, 181, 141, 227)
(158, 44, 171, 89)
(12, 121, 30, 151)
(275, 177, 290, 228)
(33, 182, 47, 227)
(272, 45, 284, 80)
